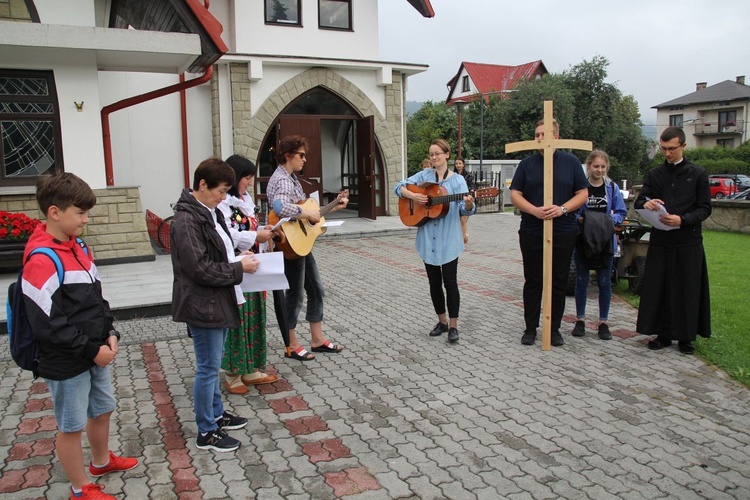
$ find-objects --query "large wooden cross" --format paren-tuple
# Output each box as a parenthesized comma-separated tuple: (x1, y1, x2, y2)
(506, 101, 592, 351)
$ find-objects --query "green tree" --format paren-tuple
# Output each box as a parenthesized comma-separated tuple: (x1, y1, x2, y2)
(407, 56, 649, 184)
(561, 56, 648, 179)
(405, 100, 457, 175)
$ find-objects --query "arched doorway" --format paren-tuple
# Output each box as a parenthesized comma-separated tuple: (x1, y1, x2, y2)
(254, 87, 385, 220)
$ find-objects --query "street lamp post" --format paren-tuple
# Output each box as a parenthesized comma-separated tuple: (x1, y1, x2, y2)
(456, 102, 465, 158)
(479, 95, 484, 182)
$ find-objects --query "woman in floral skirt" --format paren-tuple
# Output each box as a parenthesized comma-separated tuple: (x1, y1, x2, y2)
(218, 155, 278, 394)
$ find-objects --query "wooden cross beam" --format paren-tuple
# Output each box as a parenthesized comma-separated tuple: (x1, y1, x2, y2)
(505, 101, 592, 351)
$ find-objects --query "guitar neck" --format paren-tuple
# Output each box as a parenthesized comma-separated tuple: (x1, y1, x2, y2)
(319, 191, 347, 217)
(429, 192, 469, 206)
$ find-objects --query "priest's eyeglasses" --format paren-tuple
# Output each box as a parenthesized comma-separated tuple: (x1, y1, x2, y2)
(659, 145, 684, 152)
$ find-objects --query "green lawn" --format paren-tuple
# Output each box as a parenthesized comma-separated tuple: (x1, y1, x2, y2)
(614, 230, 750, 387)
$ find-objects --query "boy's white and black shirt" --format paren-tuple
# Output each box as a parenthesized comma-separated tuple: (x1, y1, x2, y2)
(21, 224, 114, 381)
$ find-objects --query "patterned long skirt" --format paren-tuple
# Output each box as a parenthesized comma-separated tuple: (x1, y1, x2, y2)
(221, 291, 267, 375)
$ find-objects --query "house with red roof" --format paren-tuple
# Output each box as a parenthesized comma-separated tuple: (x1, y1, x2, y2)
(445, 60, 547, 156)
(446, 60, 548, 106)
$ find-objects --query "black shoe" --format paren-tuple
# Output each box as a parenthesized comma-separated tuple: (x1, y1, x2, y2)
(521, 329, 536, 345)
(598, 323, 612, 340)
(216, 411, 247, 431)
(571, 321, 586, 337)
(447, 328, 459, 343)
(678, 341, 695, 355)
(196, 429, 240, 452)
(551, 330, 565, 347)
(429, 322, 449, 337)
(648, 337, 672, 351)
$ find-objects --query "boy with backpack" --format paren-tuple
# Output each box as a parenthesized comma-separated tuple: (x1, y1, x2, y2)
(21, 173, 138, 499)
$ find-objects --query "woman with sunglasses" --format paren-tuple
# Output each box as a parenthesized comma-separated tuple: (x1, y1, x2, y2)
(266, 135, 348, 361)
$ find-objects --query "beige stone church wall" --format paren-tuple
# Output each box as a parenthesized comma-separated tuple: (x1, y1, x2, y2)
(227, 65, 405, 215)
(0, 187, 154, 264)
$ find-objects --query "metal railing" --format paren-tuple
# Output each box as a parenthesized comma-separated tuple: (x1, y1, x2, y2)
(694, 120, 745, 135)
(470, 171, 505, 213)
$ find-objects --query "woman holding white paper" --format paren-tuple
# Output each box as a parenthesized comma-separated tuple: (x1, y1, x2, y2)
(217, 155, 278, 394)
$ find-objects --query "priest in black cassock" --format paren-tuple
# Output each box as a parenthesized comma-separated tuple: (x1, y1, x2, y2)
(633, 126, 711, 355)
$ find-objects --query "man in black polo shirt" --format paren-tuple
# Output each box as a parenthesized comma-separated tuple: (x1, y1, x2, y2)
(510, 119, 588, 346)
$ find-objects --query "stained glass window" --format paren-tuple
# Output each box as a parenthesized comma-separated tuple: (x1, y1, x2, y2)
(0, 70, 61, 186)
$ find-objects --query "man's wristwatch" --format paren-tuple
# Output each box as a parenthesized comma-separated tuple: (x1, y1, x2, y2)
(560, 205, 568, 215)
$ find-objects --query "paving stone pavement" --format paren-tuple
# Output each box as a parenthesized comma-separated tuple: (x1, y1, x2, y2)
(1, 212, 749, 499)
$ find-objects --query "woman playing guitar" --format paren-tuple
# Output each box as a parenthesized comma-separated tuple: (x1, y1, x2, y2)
(266, 135, 348, 361)
(394, 139, 475, 344)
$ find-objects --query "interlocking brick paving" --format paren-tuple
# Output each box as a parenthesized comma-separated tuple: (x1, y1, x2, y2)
(0, 213, 749, 499)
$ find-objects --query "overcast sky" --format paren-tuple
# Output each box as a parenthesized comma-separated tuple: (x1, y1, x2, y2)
(378, 0, 750, 127)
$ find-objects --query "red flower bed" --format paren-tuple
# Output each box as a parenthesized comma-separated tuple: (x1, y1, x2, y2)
(0, 211, 41, 241)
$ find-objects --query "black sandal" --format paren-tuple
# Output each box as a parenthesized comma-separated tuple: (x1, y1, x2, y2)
(285, 346, 315, 361)
(311, 341, 344, 353)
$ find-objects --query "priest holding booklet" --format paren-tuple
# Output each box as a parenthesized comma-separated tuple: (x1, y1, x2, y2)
(394, 138, 475, 344)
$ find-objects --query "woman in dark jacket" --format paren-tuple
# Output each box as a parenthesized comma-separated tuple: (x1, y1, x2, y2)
(171, 158, 259, 453)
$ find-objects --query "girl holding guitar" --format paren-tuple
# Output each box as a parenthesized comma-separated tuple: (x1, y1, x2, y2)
(266, 135, 348, 361)
(394, 139, 476, 343)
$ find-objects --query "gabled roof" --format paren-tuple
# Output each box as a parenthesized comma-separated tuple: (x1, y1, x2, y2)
(446, 60, 547, 105)
(109, 0, 227, 73)
(653, 80, 750, 108)
(406, 0, 435, 17)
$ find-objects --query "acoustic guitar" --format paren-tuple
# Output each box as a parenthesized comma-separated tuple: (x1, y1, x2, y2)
(399, 183, 499, 227)
(268, 190, 348, 259)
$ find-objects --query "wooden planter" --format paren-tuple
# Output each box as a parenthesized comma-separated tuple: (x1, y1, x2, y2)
(0, 239, 29, 273)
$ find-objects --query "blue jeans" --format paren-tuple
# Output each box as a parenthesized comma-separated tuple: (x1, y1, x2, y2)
(574, 249, 614, 321)
(44, 366, 116, 433)
(284, 253, 325, 330)
(189, 325, 227, 434)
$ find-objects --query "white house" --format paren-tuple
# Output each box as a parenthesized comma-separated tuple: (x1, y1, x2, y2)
(653, 76, 750, 149)
(0, 0, 434, 263)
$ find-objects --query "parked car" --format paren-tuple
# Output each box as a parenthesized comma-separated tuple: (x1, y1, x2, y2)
(729, 188, 750, 200)
(709, 177, 737, 199)
(710, 174, 750, 191)
(733, 175, 750, 190)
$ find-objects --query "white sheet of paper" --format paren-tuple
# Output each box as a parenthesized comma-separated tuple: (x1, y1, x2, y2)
(271, 217, 291, 231)
(322, 220, 344, 227)
(636, 206, 677, 231)
(239, 252, 290, 292)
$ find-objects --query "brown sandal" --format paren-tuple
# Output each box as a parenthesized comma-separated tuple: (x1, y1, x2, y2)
(225, 375, 249, 394)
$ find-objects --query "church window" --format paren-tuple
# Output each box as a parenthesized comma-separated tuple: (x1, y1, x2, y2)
(0, 69, 62, 187)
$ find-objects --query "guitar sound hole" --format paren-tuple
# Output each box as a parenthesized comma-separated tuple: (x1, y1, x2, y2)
(298, 220, 308, 236)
